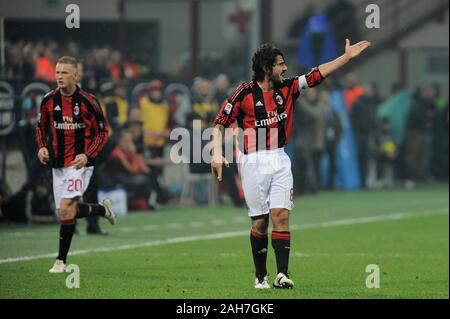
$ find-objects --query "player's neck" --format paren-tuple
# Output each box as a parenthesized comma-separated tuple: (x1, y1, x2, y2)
(60, 85, 77, 97)
(257, 78, 273, 92)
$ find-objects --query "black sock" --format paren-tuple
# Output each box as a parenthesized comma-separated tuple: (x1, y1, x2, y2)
(271, 231, 291, 275)
(76, 203, 105, 218)
(57, 221, 76, 263)
(250, 230, 268, 280)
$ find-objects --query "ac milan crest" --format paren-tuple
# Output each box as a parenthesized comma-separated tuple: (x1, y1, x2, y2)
(74, 104, 80, 116)
(276, 94, 283, 106)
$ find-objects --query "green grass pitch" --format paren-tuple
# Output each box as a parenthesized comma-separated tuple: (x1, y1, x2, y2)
(0, 184, 448, 298)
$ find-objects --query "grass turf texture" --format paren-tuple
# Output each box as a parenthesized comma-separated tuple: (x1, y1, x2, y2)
(0, 184, 448, 298)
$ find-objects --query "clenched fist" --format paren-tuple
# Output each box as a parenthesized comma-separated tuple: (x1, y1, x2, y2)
(38, 147, 50, 165)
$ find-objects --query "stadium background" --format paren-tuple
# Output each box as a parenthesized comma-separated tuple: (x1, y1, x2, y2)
(0, 0, 448, 299)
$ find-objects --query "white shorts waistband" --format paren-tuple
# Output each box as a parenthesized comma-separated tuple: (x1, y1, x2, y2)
(242, 147, 285, 157)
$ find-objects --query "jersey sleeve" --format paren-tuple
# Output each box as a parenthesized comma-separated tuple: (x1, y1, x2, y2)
(85, 96, 110, 159)
(298, 67, 324, 91)
(213, 84, 244, 128)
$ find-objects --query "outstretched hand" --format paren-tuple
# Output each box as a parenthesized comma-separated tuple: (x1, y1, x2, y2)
(345, 39, 371, 59)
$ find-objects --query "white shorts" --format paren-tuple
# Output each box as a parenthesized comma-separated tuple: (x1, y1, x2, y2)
(238, 147, 294, 217)
(52, 167, 94, 210)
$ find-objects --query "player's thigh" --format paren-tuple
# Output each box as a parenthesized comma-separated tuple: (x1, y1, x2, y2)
(268, 155, 294, 212)
(52, 168, 66, 211)
(239, 159, 272, 217)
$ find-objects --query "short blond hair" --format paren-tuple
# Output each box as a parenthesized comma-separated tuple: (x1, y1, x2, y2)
(57, 56, 78, 68)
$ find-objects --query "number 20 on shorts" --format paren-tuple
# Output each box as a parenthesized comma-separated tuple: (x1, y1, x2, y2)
(67, 179, 83, 192)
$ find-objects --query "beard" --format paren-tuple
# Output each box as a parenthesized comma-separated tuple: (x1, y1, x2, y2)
(270, 72, 285, 85)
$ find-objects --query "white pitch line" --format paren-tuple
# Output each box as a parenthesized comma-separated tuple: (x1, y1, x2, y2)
(0, 208, 447, 265)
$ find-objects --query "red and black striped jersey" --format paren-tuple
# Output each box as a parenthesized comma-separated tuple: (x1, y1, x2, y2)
(213, 67, 324, 154)
(36, 86, 109, 168)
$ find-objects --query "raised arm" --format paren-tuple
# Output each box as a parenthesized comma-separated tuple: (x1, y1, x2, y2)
(318, 39, 371, 78)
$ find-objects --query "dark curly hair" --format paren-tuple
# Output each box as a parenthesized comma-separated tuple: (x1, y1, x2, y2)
(252, 43, 285, 82)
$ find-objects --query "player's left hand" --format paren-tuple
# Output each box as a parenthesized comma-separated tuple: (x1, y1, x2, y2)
(211, 155, 230, 182)
(345, 39, 371, 59)
(71, 154, 88, 169)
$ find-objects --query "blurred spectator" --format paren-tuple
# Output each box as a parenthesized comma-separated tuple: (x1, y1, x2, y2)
(138, 79, 171, 206)
(124, 120, 171, 208)
(170, 86, 193, 128)
(16, 77, 55, 224)
(77, 59, 109, 235)
(139, 80, 170, 158)
(213, 73, 231, 105)
(432, 83, 448, 110)
(102, 81, 130, 133)
(123, 59, 141, 79)
(296, 5, 338, 70)
(4, 39, 153, 83)
(102, 130, 152, 210)
(391, 82, 405, 95)
(34, 47, 56, 82)
(19, 92, 41, 181)
(0, 181, 7, 220)
(76, 59, 84, 82)
(351, 83, 381, 189)
(431, 103, 449, 181)
(323, 92, 343, 190)
(427, 89, 448, 183)
(1, 175, 55, 224)
(6, 39, 35, 81)
(404, 85, 438, 187)
(83, 75, 100, 95)
(326, 0, 360, 47)
(125, 119, 146, 154)
(376, 117, 398, 188)
(136, 52, 152, 77)
(191, 77, 218, 128)
(287, 3, 318, 39)
(343, 72, 365, 112)
(371, 81, 385, 103)
(294, 88, 327, 194)
(108, 51, 125, 80)
(83, 49, 110, 83)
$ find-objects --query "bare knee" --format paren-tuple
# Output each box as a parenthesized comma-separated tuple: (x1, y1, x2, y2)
(251, 215, 269, 235)
(271, 208, 289, 231)
(59, 199, 77, 223)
